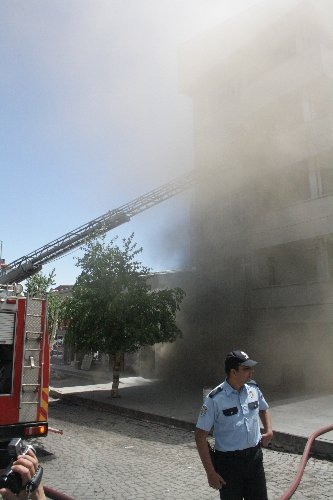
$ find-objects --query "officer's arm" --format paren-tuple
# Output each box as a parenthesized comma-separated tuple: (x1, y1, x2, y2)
(195, 428, 226, 490)
(259, 409, 273, 447)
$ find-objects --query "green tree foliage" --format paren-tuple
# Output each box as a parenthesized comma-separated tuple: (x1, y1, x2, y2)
(47, 293, 67, 344)
(24, 269, 56, 297)
(25, 270, 65, 342)
(63, 234, 185, 396)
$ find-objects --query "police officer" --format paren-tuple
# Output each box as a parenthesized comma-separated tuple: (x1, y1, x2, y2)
(195, 350, 273, 500)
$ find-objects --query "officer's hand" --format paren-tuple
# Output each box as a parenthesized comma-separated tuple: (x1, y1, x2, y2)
(207, 469, 226, 490)
(261, 431, 273, 447)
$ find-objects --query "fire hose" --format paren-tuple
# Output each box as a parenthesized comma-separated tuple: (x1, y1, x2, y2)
(43, 486, 74, 500)
(48, 427, 63, 435)
(44, 486, 75, 500)
(280, 424, 333, 500)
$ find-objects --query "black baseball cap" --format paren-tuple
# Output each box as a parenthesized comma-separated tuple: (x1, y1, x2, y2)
(225, 350, 258, 371)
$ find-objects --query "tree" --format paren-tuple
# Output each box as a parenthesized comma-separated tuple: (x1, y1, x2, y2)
(63, 234, 185, 397)
(25, 270, 65, 343)
(24, 269, 56, 297)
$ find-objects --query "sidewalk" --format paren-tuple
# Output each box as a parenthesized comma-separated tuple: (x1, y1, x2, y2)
(49, 364, 333, 460)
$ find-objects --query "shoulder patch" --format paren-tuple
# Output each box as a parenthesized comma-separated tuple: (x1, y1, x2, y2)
(200, 404, 208, 416)
(209, 386, 223, 398)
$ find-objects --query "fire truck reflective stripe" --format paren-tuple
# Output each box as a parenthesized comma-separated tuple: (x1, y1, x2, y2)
(38, 388, 49, 421)
(42, 388, 48, 403)
(38, 407, 47, 420)
(38, 387, 49, 420)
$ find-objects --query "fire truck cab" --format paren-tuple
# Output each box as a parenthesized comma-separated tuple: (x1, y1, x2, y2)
(0, 285, 49, 442)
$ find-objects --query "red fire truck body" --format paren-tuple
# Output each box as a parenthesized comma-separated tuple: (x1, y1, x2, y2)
(0, 286, 49, 441)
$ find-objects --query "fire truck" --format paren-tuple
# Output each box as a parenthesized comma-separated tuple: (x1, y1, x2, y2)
(0, 170, 195, 442)
(0, 284, 49, 442)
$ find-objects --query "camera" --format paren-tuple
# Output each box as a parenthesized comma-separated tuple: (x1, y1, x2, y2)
(0, 438, 36, 494)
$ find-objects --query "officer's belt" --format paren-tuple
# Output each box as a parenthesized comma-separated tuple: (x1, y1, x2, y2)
(215, 443, 260, 458)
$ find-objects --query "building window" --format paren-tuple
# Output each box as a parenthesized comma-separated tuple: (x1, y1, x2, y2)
(255, 240, 319, 287)
(328, 238, 333, 280)
(314, 148, 333, 197)
(319, 165, 333, 196)
(254, 162, 310, 214)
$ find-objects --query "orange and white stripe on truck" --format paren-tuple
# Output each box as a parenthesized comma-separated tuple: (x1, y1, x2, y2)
(38, 387, 49, 421)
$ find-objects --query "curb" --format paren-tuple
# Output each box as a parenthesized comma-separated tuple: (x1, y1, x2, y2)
(49, 389, 333, 461)
(49, 389, 195, 431)
(267, 429, 333, 461)
(50, 366, 111, 384)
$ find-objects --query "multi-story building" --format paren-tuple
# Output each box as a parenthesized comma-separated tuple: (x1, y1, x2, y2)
(177, 0, 333, 392)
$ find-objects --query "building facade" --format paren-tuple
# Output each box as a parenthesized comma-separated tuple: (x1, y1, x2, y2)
(178, 0, 333, 391)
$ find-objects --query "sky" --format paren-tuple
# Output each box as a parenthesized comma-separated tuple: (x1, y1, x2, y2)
(1, 0, 262, 286)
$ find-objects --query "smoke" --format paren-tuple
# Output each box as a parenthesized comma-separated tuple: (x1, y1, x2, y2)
(59, 0, 267, 268)
(3, 0, 332, 392)
(1, 0, 266, 284)
(154, 0, 333, 394)
(2, 0, 261, 189)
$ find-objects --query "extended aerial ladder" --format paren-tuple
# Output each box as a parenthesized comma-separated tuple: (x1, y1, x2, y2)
(0, 170, 196, 285)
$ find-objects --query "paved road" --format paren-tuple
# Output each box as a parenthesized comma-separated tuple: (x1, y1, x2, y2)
(34, 400, 333, 500)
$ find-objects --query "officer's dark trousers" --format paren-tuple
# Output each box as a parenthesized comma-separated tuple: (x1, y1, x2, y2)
(215, 445, 268, 500)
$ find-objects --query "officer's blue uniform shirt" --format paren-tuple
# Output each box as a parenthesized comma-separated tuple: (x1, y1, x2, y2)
(196, 379, 269, 452)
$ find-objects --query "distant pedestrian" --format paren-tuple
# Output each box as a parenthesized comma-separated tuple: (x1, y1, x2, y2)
(195, 350, 273, 499)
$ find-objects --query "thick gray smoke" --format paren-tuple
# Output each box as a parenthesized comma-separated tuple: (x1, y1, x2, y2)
(155, 0, 333, 395)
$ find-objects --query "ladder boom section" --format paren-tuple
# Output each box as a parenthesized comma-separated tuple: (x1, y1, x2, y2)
(0, 170, 196, 284)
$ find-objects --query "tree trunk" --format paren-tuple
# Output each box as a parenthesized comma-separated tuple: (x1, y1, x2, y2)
(110, 351, 122, 398)
(49, 308, 59, 346)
